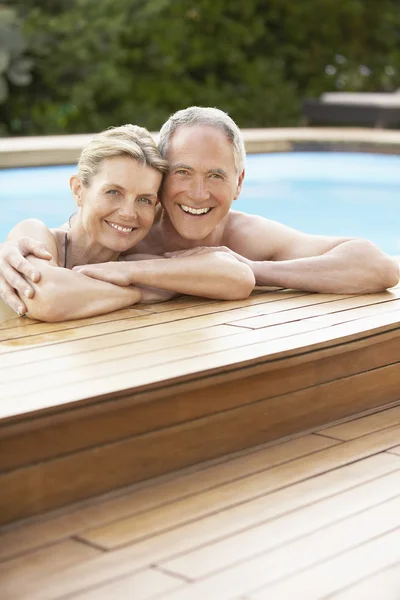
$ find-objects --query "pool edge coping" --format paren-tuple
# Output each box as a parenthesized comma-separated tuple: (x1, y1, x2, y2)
(1, 127, 400, 168)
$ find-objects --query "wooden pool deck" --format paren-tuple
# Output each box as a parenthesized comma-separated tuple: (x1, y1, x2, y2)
(1, 284, 400, 599)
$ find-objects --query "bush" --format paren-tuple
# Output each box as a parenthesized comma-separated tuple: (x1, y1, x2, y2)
(1, 0, 400, 136)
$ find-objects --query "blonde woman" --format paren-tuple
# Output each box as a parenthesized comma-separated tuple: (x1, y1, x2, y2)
(3, 124, 254, 321)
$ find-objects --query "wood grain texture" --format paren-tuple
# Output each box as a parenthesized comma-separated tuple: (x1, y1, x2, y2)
(327, 561, 400, 600)
(2, 328, 400, 472)
(159, 468, 400, 579)
(318, 404, 400, 440)
(1, 453, 398, 600)
(80, 425, 400, 550)
(250, 527, 400, 600)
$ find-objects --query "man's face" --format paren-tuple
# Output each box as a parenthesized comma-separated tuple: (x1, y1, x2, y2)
(161, 125, 244, 241)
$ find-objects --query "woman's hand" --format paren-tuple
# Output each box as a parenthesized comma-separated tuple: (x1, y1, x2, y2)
(0, 238, 52, 314)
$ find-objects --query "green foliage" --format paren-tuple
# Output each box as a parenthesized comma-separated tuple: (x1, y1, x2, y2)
(0, 4, 33, 106)
(1, 0, 400, 135)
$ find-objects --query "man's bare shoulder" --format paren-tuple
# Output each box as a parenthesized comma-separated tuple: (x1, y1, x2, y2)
(223, 210, 289, 260)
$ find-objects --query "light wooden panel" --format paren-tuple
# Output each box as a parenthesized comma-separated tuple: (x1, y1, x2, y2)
(0, 431, 335, 525)
(3, 306, 400, 421)
(131, 499, 400, 600)
(1, 454, 398, 600)
(387, 445, 400, 456)
(80, 425, 400, 550)
(318, 404, 400, 440)
(160, 468, 400, 579)
(0, 289, 311, 345)
(1, 450, 396, 566)
(0, 540, 100, 600)
(229, 291, 400, 329)
(250, 527, 400, 600)
(328, 561, 400, 600)
(2, 327, 400, 471)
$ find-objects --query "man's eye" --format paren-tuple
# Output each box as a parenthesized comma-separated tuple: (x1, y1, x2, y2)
(139, 197, 152, 204)
(210, 173, 223, 180)
(175, 169, 189, 176)
(106, 189, 119, 196)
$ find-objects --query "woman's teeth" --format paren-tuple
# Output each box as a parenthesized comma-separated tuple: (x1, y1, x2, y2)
(107, 221, 133, 233)
(180, 205, 212, 215)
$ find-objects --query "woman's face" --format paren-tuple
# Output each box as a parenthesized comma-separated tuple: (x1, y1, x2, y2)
(71, 155, 162, 253)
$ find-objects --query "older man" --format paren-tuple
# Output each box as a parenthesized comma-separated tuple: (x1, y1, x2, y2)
(1, 106, 399, 314)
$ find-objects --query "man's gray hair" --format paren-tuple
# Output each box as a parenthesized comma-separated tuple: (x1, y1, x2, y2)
(158, 106, 246, 173)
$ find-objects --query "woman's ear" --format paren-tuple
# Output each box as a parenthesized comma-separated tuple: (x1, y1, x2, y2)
(234, 169, 245, 201)
(70, 175, 83, 207)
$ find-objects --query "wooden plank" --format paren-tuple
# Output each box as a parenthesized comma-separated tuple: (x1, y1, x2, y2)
(0, 305, 152, 340)
(2, 358, 400, 523)
(0, 324, 241, 386)
(80, 425, 400, 550)
(3, 309, 400, 420)
(2, 561, 182, 600)
(3, 454, 397, 600)
(159, 468, 400, 579)
(0, 289, 312, 344)
(1, 450, 395, 565)
(130, 499, 400, 600)
(69, 568, 184, 600)
(0, 540, 100, 600)
(2, 328, 400, 471)
(387, 445, 400, 456)
(318, 404, 400, 440)
(0, 305, 258, 353)
(229, 291, 400, 329)
(250, 527, 400, 600)
(328, 561, 400, 600)
(0, 432, 335, 525)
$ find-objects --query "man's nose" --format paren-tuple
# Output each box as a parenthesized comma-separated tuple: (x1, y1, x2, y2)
(189, 177, 210, 202)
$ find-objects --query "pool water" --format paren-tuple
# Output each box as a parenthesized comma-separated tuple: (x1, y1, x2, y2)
(1, 152, 399, 254)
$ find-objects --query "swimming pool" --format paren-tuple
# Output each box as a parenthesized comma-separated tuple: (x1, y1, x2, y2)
(1, 151, 399, 254)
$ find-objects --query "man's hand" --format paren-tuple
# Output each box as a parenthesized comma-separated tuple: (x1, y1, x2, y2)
(165, 246, 256, 270)
(0, 238, 52, 314)
(73, 262, 133, 286)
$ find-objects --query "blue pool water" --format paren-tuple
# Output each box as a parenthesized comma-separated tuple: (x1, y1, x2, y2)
(1, 152, 399, 254)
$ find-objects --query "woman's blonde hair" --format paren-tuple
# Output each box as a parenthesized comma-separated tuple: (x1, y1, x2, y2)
(78, 124, 168, 186)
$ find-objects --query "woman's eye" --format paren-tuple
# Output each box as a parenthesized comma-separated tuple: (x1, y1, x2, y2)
(106, 189, 119, 196)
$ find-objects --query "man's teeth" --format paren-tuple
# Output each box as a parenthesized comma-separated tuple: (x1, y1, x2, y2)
(180, 205, 212, 215)
(108, 222, 133, 233)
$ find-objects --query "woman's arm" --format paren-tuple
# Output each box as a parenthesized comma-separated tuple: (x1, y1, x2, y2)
(23, 257, 145, 322)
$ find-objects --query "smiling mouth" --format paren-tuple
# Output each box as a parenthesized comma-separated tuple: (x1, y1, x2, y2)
(179, 205, 213, 216)
(106, 221, 136, 233)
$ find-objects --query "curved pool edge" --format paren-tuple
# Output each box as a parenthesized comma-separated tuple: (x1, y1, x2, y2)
(1, 127, 400, 168)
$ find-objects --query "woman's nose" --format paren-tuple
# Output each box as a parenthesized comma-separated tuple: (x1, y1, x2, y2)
(119, 201, 138, 219)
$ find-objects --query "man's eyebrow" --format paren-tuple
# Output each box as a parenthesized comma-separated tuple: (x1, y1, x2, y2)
(206, 168, 227, 177)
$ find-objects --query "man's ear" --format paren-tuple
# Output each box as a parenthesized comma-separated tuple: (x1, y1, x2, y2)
(70, 175, 83, 207)
(234, 169, 245, 200)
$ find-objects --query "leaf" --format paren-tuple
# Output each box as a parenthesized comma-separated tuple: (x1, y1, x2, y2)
(0, 74, 8, 103)
(0, 49, 10, 73)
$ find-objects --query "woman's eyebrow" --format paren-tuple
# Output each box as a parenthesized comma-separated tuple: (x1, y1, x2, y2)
(170, 163, 193, 171)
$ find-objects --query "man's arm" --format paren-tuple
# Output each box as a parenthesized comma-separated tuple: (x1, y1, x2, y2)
(73, 251, 256, 301)
(225, 213, 399, 294)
